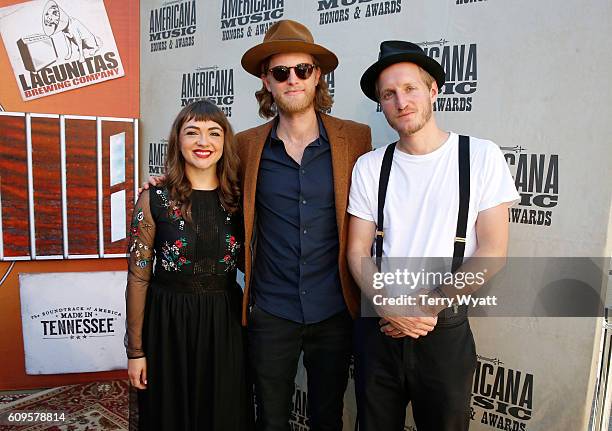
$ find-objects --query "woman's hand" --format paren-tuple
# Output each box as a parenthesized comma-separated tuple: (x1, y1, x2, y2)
(128, 357, 148, 389)
(138, 175, 166, 195)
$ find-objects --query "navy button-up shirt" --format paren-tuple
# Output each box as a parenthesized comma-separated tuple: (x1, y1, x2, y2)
(252, 116, 346, 323)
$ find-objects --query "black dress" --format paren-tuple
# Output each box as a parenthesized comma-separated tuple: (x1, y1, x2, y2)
(125, 186, 250, 430)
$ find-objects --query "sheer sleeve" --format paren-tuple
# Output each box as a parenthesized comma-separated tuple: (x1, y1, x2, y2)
(235, 211, 245, 274)
(125, 190, 155, 359)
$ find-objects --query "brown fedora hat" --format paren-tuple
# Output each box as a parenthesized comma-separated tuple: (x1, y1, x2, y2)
(241, 20, 338, 77)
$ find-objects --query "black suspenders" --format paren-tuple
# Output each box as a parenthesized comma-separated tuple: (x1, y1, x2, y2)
(452, 135, 471, 272)
(374, 136, 471, 315)
(374, 141, 397, 271)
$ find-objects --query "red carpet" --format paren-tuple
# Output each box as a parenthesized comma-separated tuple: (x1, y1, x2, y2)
(0, 380, 128, 431)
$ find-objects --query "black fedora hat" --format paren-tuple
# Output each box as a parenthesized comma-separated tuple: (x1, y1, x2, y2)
(360, 41, 445, 102)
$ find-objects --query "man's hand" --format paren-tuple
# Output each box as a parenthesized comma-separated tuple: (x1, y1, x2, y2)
(138, 175, 166, 195)
(128, 357, 147, 389)
(379, 316, 438, 339)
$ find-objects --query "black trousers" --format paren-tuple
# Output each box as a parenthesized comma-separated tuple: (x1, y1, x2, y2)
(354, 317, 477, 431)
(248, 306, 353, 431)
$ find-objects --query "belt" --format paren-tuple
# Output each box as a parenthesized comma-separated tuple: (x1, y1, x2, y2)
(436, 304, 468, 326)
(152, 272, 237, 294)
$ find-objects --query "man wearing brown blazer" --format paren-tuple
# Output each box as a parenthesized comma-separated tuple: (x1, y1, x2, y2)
(238, 20, 371, 431)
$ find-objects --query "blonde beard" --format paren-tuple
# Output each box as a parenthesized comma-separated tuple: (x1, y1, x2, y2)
(274, 87, 317, 115)
(389, 102, 433, 136)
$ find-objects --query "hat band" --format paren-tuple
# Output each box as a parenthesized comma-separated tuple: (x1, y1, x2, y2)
(266, 37, 313, 43)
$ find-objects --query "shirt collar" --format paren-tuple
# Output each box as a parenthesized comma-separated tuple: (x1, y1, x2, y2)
(270, 114, 329, 147)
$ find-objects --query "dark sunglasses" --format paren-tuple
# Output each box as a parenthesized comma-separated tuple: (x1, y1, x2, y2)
(267, 63, 317, 82)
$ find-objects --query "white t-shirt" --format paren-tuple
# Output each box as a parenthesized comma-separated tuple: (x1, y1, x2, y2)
(348, 132, 520, 258)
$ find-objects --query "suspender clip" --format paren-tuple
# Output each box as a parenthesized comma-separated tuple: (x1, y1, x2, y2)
(454, 236, 466, 243)
(375, 230, 384, 238)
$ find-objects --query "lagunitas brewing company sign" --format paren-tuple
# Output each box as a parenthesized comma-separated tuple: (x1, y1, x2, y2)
(220, 0, 284, 41)
(502, 146, 559, 227)
(0, 0, 125, 101)
(471, 354, 535, 431)
(148, 0, 197, 53)
(180, 66, 235, 117)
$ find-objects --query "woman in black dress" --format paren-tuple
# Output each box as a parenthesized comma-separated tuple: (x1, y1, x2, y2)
(125, 100, 249, 430)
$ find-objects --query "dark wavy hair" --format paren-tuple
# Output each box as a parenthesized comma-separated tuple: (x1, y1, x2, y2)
(164, 100, 240, 220)
(255, 56, 334, 119)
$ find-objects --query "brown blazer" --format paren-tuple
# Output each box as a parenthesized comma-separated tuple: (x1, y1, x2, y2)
(235, 113, 372, 325)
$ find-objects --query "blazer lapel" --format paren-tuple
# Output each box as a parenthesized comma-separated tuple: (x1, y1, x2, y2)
(321, 114, 349, 235)
(243, 120, 273, 240)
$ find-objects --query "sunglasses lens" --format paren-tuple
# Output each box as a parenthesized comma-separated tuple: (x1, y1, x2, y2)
(269, 64, 315, 82)
(295, 64, 314, 80)
(270, 66, 290, 82)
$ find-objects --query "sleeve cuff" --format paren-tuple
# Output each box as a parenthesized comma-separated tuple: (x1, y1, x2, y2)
(347, 207, 375, 222)
(479, 194, 520, 212)
(127, 351, 145, 359)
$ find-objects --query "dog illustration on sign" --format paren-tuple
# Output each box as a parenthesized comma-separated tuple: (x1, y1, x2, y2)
(42, 0, 102, 62)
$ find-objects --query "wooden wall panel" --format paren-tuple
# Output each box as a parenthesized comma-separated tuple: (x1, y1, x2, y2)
(65, 119, 98, 256)
(0, 115, 30, 258)
(31, 116, 62, 256)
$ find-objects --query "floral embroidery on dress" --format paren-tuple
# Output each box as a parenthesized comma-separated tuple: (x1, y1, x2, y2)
(156, 188, 185, 230)
(161, 237, 191, 271)
(219, 233, 240, 272)
(128, 208, 152, 268)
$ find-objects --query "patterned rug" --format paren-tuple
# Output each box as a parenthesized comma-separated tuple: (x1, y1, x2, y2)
(0, 380, 129, 431)
(0, 394, 35, 408)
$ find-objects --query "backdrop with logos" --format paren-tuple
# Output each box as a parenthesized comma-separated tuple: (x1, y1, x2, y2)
(138, 1, 612, 430)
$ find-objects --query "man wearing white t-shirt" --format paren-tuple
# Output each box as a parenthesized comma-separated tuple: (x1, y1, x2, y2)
(347, 41, 519, 430)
